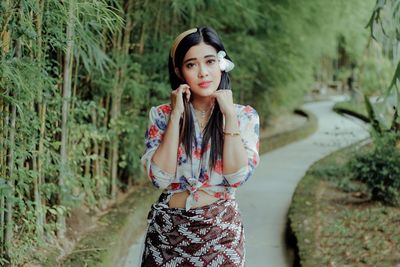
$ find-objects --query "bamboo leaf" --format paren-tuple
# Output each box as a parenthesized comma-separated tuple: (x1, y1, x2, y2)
(364, 94, 382, 134)
(388, 61, 400, 90)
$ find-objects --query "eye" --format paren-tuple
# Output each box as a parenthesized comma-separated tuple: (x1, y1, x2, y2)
(207, 59, 216, 65)
(186, 62, 195, 69)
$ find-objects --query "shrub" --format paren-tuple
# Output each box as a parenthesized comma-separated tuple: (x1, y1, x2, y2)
(349, 133, 400, 206)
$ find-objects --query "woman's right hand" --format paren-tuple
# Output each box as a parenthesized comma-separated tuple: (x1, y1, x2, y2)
(171, 84, 191, 116)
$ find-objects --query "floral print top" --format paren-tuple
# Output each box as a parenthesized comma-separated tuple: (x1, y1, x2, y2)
(141, 102, 260, 210)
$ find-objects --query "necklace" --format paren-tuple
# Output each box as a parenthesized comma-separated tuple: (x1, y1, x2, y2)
(193, 105, 214, 129)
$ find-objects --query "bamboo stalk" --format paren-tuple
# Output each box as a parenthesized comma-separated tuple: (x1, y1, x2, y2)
(138, 23, 146, 55)
(0, 100, 7, 255)
(71, 56, 79, 116)
(110, 83, 120, 199)
(99, 96, 109, 199)
(91, 106, 100, 195)
(110, 0, 135, 198)
(58, 0, 75, 239)
(84, 145, 96, 203)
(84, 145, 90, 179)
(0, 1, 9, 252)
(109, 26, 122, 199)
(28, 4, 43, 237)
(5, 95, 16, 257)
(4, 0, 22, 256)
(70, 56, 80, 200)
(35, 0, 45, 239)
(37, 101, 46, 235)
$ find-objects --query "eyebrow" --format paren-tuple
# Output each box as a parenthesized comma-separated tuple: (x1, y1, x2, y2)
(183, 54, 216, 64)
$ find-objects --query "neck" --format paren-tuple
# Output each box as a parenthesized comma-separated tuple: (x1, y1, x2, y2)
(191, 97, 214, 111)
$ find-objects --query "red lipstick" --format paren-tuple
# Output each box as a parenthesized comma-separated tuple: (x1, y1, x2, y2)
(198, 81, 212, 88)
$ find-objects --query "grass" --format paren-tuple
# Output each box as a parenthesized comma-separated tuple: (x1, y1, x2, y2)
(333, 99, 369, 123)
(260, 108, 317, 154)
(59, 184, 160, 267)
(333, 98, 395, 126)
(288, 143, 400, 266)
(334, 99, 368, 117)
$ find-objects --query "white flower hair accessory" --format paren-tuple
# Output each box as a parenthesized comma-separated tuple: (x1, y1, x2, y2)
(217, 51, 235, 72)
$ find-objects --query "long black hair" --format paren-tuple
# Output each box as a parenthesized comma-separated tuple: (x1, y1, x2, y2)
(168, 27, 233, 171)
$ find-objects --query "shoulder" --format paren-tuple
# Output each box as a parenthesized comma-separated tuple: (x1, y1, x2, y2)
(234, 104, 259, 119)
(149, 103, 172, 118)
(154, 103, 172, 115)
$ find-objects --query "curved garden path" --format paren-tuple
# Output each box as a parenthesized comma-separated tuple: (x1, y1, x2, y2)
(122, 95, 369, 266)
(237, 95, 369, 266)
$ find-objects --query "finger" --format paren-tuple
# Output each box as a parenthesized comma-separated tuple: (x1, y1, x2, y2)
(210, 92, 219, 98)
(180, 84, 190, 91)
(176, 86, 183, 95)
(172, 87, 180, 96)
(186, 90, 191, 101)
(182, 86, 190, 94)
(178, 84, 189, 96)
(219, 90, 230, 95)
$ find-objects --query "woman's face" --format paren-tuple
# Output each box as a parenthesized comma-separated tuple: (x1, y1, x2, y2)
(179, 42, 222, 98)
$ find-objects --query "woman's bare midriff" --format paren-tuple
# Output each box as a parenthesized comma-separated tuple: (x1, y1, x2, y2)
(168, 190, 220, 208)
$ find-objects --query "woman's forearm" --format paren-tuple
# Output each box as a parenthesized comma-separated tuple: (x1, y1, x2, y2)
(152, 111, 181, 175)
(222, 113, 248, 174)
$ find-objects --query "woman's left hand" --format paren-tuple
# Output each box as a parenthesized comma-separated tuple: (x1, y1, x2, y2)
(211, 90, 236, 117)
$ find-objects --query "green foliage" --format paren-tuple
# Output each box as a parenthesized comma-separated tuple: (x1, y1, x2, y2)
(365, 95, 383, 133)
(289, 143, 400, 266)
(358, 44, 393, 95)
(349, 133, 400, 206)
(364, 0, 400, 131)
(334, 100, 368, 118)
(0, 0, 379, 264)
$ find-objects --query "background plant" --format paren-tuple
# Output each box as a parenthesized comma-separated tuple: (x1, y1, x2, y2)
(0, 0, 375, 264)
(364, 0, 400, 135)
(349, 133, 400, 206)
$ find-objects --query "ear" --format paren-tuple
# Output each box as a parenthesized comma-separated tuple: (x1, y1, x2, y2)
(175, 67, 184, 81)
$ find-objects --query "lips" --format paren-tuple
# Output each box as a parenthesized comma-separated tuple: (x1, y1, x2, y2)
(198, 81, 212, 88)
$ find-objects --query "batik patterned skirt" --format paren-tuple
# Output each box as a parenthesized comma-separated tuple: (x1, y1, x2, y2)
(140, 192, 245, 267)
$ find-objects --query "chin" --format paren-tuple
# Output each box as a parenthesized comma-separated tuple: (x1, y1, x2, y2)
(197, 90, 217, 98)
(192, 87, 217, 97)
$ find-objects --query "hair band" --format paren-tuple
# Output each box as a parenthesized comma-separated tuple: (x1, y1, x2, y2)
(170, 28, 198, 67)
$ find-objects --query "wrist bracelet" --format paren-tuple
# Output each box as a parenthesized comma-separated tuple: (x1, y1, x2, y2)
(223, 131, 240, 136)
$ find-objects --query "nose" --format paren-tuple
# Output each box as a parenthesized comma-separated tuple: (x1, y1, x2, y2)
(198, 63, 209, 78)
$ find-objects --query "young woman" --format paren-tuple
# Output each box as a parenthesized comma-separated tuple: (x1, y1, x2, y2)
(140, 26, 260, 266)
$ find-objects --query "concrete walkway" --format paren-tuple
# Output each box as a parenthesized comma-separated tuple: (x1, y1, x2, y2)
(237, 96, 369, 267)
(122, 96, 370, 267)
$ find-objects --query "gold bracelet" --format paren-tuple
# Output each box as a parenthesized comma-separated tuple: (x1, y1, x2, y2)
(223, 131, 240, 136)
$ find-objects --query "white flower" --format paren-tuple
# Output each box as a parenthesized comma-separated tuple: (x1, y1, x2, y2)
(217, 51, 235, 72)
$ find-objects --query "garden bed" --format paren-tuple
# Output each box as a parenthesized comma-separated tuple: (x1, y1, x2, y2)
(288, 142, 400, 266)
(260, 108, 317, 153)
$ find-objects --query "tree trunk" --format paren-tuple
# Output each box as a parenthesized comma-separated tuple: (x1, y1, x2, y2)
(58, 0, 75, 239)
